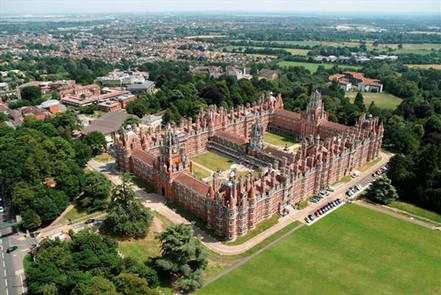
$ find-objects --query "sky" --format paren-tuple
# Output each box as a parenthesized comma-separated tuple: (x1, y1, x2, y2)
(0, 0, 440, 15)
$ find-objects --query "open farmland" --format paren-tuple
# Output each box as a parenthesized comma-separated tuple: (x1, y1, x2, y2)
(196, 204, 441, 295)
(345, 91, 402, 109)
(278, 61, 361, 72)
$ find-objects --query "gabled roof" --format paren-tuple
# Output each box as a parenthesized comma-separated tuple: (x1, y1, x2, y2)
(80, 112, 135, 135)
(131, 149, 155, 165)
(213, 130, 248, 144)
(174, 172, 210, 196)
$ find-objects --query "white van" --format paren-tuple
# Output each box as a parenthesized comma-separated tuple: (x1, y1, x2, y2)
(351, 170, 360, 178)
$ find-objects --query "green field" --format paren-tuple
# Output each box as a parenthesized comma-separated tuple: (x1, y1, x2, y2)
(346, 91, 402, 109)
(196, 204, 441, 295)
(191, 151, 233, 172)
(406, 64, 441, 70)
(284, 48, 310, 56)
(277, 61, 361, 73)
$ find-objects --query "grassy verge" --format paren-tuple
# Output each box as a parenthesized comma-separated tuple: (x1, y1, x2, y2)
(196, 205, 441, 295)
(225, 214, 279, 246)
(205, 221, 301, 261)
(358, 156, 382, 172)
(387, 201, 441, 225)
(130, 174, 155, 193)
(166, 202, 225, 241)
(94, 153, 114, 162)
(56, 206, 103, 225)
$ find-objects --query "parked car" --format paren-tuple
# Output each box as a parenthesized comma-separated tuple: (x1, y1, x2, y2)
(6, 246, 18, 253)
(0, 206, 4, 213)
(85, 218, 96, 225)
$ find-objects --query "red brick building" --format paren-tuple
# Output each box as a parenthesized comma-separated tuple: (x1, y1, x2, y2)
(114, 91, 383, 240)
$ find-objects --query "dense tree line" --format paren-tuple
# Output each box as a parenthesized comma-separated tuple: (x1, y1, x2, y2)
(26, 230, 160, 295)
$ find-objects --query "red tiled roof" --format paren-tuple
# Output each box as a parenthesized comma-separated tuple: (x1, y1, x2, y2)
(131, 149, 155, 165)
(174, 172, 210, 196)
(274, 109, 301, 119)
(321, 120, 349, 131)
(328, 74, 344, 81)
(214, 130, 248, 144)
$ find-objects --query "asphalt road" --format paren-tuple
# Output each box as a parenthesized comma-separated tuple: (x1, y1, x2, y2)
(0, 225, 30, 295)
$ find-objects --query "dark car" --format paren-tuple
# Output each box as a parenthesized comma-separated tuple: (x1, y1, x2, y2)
(6, 246, 18, 253)
(85, 218, 96, 225)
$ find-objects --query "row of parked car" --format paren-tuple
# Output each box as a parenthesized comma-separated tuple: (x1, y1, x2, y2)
(310, 187, 335, 203)
(374, 165, 389, 176)
(346, 184, 364, 197)
(304, 198, 343, 223)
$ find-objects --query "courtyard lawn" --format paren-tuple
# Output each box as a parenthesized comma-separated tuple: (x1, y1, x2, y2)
(346, 91, 402, 109)
(196, 204, 441, 295)
(264, 132, 296, 147)
(192, 165, 212, 179)
(191, 151, 233, 172)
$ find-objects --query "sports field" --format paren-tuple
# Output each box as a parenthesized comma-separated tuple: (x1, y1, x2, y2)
(196, 204, 441, 295)
(345, 91, 402, 109)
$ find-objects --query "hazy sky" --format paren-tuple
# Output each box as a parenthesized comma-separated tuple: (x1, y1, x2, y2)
(1, 0, 440, 15)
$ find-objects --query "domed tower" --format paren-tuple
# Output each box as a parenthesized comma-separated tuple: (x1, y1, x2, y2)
(248, 116, 264, 153)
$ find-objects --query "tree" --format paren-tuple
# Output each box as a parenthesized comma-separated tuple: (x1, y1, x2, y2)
(126, 99, 149, 118)
(364, 176, 399, 205)
(155, 223, 208, 293)
(115, 273, 158, 295)
(21, 86, 42, 104)
(102, 173, 152, 239)
(83, 131, 107, 156)
(78, 171, 112, 212)
(123, 116, 141, 129)
(353, 92, 366, 112)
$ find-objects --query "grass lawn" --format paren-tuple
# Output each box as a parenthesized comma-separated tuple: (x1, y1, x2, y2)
(387, 201, 441, 225)
(196, 204, 441, 295)
(118, 228, 161, 262)
(264, 132, 297, 147)
(192, 165, 212, 179)
(93, 153, 114, 162)
(56, 206, 103, 225)
(225, 214, 279, 246)
(191, 151, 233, 172)
(346, 91, 402, 109)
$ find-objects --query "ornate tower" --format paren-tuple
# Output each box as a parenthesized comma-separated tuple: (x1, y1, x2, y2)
(248, 116, 264, 153)
(157, 124, 190, 199)
(301, 90, 328, 139)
